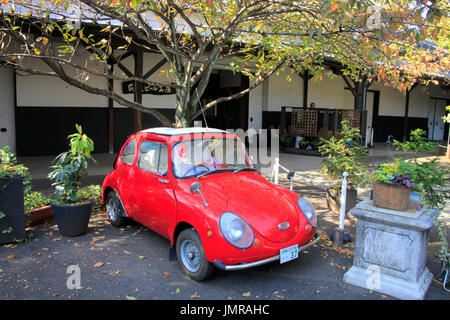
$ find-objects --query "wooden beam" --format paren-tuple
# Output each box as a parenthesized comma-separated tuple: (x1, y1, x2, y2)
(143, 58, 167, 79)
(341, 75, 356, 98)
(108, 54, 134, 78)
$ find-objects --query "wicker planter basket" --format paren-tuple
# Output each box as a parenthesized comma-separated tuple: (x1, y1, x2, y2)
(373, 181, 411, 211)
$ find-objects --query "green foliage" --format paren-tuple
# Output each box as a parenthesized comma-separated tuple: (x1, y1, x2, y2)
(318, 119, 369, 190)
(24, 191, 50, 211)
(280, 135, 292, 147)
(394, 128, 449, 260)
(48, 124, 95, 204)
(373, 159, 403, 182)
(393, 128, 435, 154)
(393, 129, 449, 211)
(76, 185, 102, 213)
(0, 146, 32, 194)
(442, 105, 450, 123)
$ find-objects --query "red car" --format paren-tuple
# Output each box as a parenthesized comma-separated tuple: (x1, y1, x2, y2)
(102, 127, 319, 281)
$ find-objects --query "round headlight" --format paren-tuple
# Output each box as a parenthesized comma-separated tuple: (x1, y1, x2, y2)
(219, 212, 254, 249)
(297, 197, 317, 228)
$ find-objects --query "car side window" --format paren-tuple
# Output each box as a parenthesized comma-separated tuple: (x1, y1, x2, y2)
(120, 140, 136, 165)
(138, 140, 168, 176)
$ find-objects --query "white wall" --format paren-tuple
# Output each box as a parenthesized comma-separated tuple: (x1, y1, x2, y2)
(248, 79, 264, 131)
(264, 71, 356, 112)
(267, 69, 302, 111)
(309, 76, 354, 110)
(16, 49, 108, 108)
(0, 68, 16, 153)
(370, 82, 449, 118)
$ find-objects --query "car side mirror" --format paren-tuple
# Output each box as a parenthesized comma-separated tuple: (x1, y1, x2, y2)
(190, 181, 201, 194)
(190, 181, 208, 207)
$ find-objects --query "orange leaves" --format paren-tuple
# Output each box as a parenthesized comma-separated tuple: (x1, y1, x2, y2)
(205, 0, 213, 9)
(330, 2, 339, 12)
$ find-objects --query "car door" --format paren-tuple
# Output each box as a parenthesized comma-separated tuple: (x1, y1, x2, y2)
(115, 139, 137, 216)
(131, 139, 176, 239)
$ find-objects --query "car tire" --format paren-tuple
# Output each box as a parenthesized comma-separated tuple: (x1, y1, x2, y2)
(176, 228, 214, 281)
(106, 191, 127, 228)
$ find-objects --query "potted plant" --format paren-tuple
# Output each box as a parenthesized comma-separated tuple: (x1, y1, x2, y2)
(372, 159, 415, 211)
(393, 129, 449, 260)
(0, 146, 30, 244)
(318, 119, 369, 213)
(24, 191, 53, 225)
(48, 124, 96, 237)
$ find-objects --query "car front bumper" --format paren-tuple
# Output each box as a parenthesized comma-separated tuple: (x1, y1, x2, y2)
(213, 233, 320, 271)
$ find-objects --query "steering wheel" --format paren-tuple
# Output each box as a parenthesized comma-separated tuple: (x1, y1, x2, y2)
(183, 164, 210, 177)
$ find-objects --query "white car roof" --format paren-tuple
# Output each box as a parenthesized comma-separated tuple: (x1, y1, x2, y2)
(140, 127, 228, 136)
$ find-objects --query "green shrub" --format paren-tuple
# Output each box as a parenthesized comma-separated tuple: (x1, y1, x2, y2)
(318, 119, 369, 190)
(24, 191, 50, 211)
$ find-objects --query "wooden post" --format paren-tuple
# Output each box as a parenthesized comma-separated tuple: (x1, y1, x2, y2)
(280, 107, 287, 135)
(402, 84, 418, 142)
(133, 50, 143, 132)
(323, 110, 329, 139)
(333, 109, 338, 137)
(108, 65, 114, 154)
(302, 70, 309, 108)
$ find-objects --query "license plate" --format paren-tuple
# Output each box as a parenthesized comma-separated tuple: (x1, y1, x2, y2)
(280, 244, 298, 264)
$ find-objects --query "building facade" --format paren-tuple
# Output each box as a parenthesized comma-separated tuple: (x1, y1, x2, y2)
(0, 50, 448, 156)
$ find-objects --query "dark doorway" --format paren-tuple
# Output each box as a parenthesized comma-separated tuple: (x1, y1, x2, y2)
(196, 69, 249, 131)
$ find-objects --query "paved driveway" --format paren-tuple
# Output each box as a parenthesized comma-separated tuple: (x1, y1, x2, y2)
(1, 177, 448, 301)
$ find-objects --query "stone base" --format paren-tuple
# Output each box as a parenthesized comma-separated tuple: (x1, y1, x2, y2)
(343, 265, 433, 300)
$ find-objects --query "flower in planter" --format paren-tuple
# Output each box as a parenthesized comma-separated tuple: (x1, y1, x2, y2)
(389, 174, 414, 188)
(373, 159, 414, 189)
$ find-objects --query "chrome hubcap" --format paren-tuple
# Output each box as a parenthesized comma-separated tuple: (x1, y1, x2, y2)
(180, 240, 201, 272)
(107, 197, 119, 221)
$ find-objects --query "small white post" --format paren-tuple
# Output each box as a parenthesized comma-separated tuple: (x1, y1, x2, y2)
(274, 157, 279, 185)
(339, 172, 348, 230)
(333, 171, 348, 247)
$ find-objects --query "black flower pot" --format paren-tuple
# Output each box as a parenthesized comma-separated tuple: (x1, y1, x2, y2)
(51, 201, 93, 236)
(0, 175, 26, 244)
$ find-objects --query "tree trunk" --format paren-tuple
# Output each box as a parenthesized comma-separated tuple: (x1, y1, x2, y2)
(175, 88, 190, 128)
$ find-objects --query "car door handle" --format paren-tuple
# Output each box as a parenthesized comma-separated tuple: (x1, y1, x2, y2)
(158, 178, 169, 184)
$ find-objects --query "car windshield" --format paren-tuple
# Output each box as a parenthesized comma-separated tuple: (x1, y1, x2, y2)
(172, 137, 253, 178)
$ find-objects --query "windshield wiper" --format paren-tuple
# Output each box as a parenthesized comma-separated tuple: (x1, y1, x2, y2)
(233, 167, 257, 174)
(197, 168, 234, 179)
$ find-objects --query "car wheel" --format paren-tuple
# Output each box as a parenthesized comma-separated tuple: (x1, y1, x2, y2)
(176, 228, 214, 281)
(106, 191, 127, 228)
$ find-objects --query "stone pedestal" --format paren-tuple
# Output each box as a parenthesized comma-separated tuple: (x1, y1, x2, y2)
(343, 194, 440, 300)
